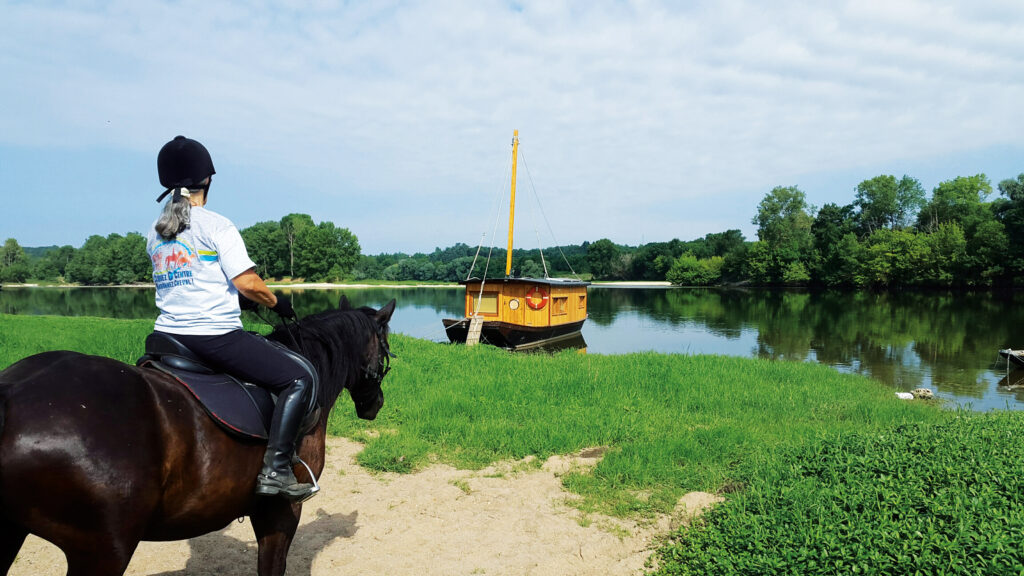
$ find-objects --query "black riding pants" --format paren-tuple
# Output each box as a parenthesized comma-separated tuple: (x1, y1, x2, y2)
(171, 329, 307, 394)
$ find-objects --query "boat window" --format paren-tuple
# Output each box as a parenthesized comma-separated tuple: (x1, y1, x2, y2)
(472, 292, 499, 315)
(552, 296, 568, 316)
(578, 294, 586, 309)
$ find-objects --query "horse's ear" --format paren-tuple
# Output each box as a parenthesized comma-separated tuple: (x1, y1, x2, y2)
(375, 299, 396, 325)
(338, 295, 351, 310)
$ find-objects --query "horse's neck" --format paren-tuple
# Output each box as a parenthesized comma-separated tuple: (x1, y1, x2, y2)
(310, 341, 359, 411)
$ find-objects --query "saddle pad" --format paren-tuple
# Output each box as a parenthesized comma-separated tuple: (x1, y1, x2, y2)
(142, 360, 275, 441)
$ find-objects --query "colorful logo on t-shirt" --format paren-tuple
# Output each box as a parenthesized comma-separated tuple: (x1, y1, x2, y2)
(150, 240, 197, 289)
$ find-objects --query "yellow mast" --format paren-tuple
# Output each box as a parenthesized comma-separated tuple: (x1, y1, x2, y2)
(505, 130, 519, 277)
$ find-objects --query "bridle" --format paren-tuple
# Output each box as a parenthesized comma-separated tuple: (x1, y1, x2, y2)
(362, 322, 395, 385)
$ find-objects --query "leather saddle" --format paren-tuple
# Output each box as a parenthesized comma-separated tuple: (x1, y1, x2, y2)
(136, 332, 320, 441)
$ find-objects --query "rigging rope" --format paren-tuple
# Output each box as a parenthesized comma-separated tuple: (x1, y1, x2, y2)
(519, 149, 584, 281)
(467, 233, 486, 281)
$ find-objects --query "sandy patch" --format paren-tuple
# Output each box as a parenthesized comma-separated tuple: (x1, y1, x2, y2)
(10, 439, 716, 576)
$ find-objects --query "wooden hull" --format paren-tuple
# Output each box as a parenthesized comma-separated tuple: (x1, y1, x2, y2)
(443, 318, 586, 351)
(998, 349, 1024, 369)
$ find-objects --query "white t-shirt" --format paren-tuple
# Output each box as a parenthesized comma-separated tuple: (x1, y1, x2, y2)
(146, 206, 256, 335)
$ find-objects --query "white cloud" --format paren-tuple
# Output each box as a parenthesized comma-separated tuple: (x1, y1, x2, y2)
(2, 0, 1023, 251)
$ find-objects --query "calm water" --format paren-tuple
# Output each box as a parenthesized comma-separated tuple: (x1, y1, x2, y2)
(3, 286, 1023, 411)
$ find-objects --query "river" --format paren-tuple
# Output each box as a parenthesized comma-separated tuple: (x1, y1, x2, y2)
(2, 285, 1022, 410)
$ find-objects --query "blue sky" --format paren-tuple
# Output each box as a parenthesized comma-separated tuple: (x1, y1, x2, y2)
(2, 1, 1023, 254)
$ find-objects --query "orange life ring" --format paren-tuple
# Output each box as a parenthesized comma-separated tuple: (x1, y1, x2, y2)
(525, 286, 549, 310)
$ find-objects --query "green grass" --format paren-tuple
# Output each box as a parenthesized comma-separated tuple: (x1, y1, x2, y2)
(652, 412, 1024, 575)
(11, 313, 1001, 575)
(0, 314, 152, 364)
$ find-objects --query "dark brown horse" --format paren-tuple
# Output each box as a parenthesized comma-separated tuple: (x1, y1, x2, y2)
(0, 297, 395, 576)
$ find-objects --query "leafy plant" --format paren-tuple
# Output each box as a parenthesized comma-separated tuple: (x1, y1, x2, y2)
(651, 412, 1024, 575)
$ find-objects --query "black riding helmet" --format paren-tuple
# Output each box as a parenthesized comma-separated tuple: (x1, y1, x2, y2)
(156, 136, 216, 203)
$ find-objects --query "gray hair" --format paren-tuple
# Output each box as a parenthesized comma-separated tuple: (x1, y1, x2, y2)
(154, 189, 192, 240)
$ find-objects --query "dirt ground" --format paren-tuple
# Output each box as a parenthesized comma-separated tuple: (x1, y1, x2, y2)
(10, 438, 720, 576)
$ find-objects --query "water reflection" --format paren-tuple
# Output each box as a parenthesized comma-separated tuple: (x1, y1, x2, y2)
(3, 286, 1022, 410)
(0, 287, 158, 318)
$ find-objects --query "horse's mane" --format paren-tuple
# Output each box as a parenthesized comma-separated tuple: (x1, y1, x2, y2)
(266, 304, 382, 408)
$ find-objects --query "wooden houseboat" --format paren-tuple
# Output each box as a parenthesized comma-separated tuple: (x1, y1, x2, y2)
(443, 131, 589, 350)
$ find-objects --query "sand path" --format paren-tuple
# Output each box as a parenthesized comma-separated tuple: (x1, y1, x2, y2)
(10, 438, 719, 576)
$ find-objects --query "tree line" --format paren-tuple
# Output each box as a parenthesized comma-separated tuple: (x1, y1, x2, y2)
(662, 172, 1024, 289)
(2, 170, 1022, 289)
(0, 214, 359, 285)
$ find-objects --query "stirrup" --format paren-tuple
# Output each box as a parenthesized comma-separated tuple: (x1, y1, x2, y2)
(291, 455, 321, 503)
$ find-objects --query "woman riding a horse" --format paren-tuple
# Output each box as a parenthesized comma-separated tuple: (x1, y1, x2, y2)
(0, 138, 393, 574)
(148, 135, 313, 501)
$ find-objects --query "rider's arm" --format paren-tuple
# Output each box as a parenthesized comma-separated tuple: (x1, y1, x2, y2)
(232, 269, 277, 308)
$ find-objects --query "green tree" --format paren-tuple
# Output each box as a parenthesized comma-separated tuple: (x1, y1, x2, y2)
(995, 174, 1024, 283)
(752, 186, 814, 283)
(519, 259, 544, 278)
(31, 245, 76, 280)
(65, 235, 109, 285)
(108, 233, 150, 284)
(351, 255, 385, 281)
(916, 174, 993, 236)
(64, 233, 149, 285)
(0, 238, 30, 282)
(965, 220, 1008, 285)
(713, 239, 749, 283)
(811, 203, 858, 286)
(631, 239, 685, 280)
(923, 223, 967, 287)
(781, 261, 810, 285)
(240, 221, 287, 278)
(666, 253, 724, 286)
(704, 229, 746, 258)
(854, 175, 926, 233)
(279, 213, 315, 277)
(744, 241, 774, 285)
(859, 229, 930, 288)
(294, 221, 360, 281)
(586, 238, 621, 280)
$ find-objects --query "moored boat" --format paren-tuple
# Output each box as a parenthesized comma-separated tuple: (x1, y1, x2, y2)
(442, 131, 589, 350)
(443, 277, 588, 350)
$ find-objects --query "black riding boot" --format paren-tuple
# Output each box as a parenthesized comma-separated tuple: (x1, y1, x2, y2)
(255, 378, 314, 500)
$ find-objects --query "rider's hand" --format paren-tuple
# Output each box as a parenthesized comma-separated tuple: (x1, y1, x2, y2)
(238, 293, 259, 311)
(271, 295, 297, 319)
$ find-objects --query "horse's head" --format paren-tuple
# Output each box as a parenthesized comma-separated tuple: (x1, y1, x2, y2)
(344, 296, 395, 420)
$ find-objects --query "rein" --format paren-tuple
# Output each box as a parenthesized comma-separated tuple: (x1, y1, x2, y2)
(256, 308, 395, 387)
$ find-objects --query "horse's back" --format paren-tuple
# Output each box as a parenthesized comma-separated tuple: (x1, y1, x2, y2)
(0, 351, 170, 544)
(1, 350, 271, 543)
(0, 351, 161, 428)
